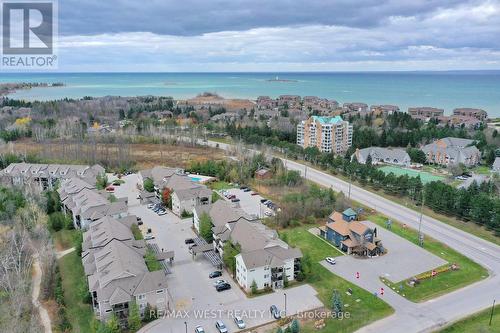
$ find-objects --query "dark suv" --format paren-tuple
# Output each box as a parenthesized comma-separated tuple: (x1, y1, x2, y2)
(216, 282, 231, 292)
(209, 271, 222, 278)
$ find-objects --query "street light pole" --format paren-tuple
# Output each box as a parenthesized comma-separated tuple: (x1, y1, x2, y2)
(184, 321, 187, 333)
(284, 292, 287, 317)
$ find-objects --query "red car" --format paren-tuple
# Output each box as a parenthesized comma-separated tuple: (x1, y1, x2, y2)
(105, 186, 115, 192)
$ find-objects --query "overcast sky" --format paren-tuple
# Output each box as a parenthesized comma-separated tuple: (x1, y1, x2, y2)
(54, 0, 500, 71)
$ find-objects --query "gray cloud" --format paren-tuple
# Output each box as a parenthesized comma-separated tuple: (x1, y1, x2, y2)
(59, 0, 468, 36)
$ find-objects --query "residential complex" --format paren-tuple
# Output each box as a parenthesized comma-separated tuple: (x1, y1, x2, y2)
(0, 162, 104, 191)
(320, 208, 383, 256)
(408, 107, 444, 120)
(297, 116, 353, 154)
(58, 177, 128, 229)
(452, 108, 488, 121)
(82, 215, 171, 322)
(352, 147, 411, 167)
(139, 166, 212, 216)
(192, 200, 302, 292)
(422, 137, 481, 166)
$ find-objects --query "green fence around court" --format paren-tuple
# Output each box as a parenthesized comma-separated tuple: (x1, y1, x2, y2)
(378, 166, 445, 184)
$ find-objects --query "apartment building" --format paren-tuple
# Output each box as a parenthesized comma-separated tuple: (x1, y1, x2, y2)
(0, 162, 104, 191)
(452, 108, 488, 121)
(82, 216, 170, 323)
(297, 116, 353, 154)
(58, 177, 128, 229)
(422, 137, 481, 166)
(408, 107, 444, 120)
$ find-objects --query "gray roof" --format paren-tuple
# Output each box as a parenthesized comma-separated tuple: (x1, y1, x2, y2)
(82, 216, 134, 251)
(1, 162, 104, 183)
(493, 157, 500, 171)
(239, 245, 302, 269)
(354, 147, 410, 164)
(196, 200, 253, 228)
(140, 166, 182, 186)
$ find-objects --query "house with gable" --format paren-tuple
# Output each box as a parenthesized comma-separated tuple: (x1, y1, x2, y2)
(320, 208, 383, 256)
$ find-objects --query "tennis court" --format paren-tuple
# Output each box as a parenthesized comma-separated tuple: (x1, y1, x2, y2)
(379, 166, 444, 183)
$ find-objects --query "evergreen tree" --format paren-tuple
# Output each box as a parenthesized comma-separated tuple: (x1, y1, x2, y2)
(290, 319, 300, 333)
(106, 313, 120, 333)
(128, 301, 142, 331)
(332, 289, 343, 316)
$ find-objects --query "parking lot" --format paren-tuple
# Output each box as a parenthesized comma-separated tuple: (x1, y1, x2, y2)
(113, 174, 322, 333)
(319, 221, 447, 308)
(219, 187, 276, 218)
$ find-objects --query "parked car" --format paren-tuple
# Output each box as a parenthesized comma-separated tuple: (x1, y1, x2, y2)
(105, 186, 115, 193)
(264, 211, 272, 217)
(194, 326, 205, 333)
(185, 238, 195, 244)
(213, 279, 227, 287)
(228, 194, 236, 200)
(325, 257, 336, 265)
(136, 194, 141, 200)
(209, 271, 222, 278)
(251, 191, 258, 195)
(260, 198, 268, 203)
(234, 316, 246, 329)
(144, 234, 154, 240)
(243, 188, 251, 192)
(270, 305, 281, 319)
(231, 198, 240, 203)
(157, 210, 167, 216)
(215, 282, 231, 292)
(239, 186, 248, 190)
(147, 203, 154, 209)
(136, 217, 143, 225)
(215, 320, 228, 333)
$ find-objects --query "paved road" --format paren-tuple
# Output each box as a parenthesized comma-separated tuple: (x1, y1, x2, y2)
(204, 140, 500, 332)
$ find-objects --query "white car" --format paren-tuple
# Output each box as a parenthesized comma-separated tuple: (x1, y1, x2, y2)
(194, 326, 205, 333)
(325, 257, 336, 265)
(213, 279, 227, 287)
(157, 210, 167, 216)
(144, 234, 154, 240)
(147, 203, 154, 209)
(234, 316, 246, 329)
(215, 320, 228, 333)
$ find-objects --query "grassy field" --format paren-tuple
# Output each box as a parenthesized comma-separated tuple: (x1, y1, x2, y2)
(438, 305, 499, 333)
(368, 214, 488, 302)
(58, 245, 93, 333)
(378, 165, 445, 184)
(209, 181, 235, 191)
(280, 226, 394, 333)
(53, 229, 80, 251)
(5, 139, 227, 170)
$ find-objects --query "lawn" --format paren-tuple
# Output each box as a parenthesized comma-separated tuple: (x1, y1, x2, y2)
(280, 227, 394, 333)
(53, 229, 80, 251)
(58, 251, 93, 333)
(368, 213, 488, 302)
(209, 181, 235, 191)
(438, 305, 499, 333)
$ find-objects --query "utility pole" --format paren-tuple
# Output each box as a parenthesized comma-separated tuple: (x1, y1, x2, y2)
(489, 299, 496, 326)
(348, 173, 352, 200)
(418, 187, 425, 247)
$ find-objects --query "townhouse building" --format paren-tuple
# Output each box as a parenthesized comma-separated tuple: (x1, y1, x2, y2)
(352, 147, 411, 167)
